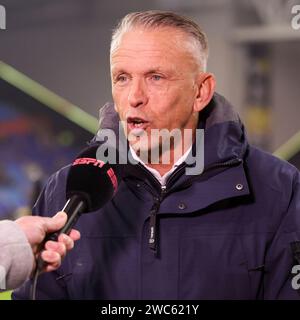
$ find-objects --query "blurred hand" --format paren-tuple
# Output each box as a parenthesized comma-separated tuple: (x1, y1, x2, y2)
(15, 212, 81, 272)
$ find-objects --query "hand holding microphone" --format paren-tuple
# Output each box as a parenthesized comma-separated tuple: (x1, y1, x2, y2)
(15, 212, 80, 273)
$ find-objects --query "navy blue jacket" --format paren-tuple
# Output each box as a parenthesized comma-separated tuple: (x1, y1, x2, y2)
(13, 94, 300, 299)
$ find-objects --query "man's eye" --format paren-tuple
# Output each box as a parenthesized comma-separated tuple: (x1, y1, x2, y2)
(151, 74, 162, 81)
(116, 75, 128, 83)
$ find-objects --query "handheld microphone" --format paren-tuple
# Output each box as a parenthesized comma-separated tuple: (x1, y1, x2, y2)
(31, 144, 121, 299)
(44, 143, 120, 242)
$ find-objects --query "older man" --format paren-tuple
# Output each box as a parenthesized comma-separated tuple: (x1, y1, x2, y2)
(13, 11, 300, 300)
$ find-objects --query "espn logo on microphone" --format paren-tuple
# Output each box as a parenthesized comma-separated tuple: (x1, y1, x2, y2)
(0, 5, 6, 30)
(72, 157, 118, 191)
(73, 157, 105, 168)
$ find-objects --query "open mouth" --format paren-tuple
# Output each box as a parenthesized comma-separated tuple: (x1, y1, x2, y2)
(127, 117, 149, 130)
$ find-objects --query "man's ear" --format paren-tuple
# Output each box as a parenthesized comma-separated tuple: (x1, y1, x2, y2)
(193, 72, 216, 112)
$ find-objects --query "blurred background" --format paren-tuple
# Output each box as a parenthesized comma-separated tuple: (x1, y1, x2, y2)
(0, 0, 300, 221)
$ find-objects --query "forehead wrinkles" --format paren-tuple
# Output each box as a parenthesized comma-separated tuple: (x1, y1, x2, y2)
(111, 48, 168, 60)
(111, 46, 194, 70)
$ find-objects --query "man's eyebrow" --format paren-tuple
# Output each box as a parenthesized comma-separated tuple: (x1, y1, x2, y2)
(111, 68, 127, 75)
(146, 68, 163, 74)
(145, 67, 175, 76)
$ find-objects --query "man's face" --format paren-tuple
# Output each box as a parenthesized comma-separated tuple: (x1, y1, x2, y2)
(111, 27, 202, 157)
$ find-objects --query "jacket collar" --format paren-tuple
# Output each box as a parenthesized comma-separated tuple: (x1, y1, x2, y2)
(197, 92, 248, 168)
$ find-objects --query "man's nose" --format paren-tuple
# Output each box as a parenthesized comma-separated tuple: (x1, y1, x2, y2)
(128, 79, 148, 108)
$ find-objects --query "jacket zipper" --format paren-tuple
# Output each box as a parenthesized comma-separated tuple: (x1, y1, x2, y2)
(147, 185, 168, 252)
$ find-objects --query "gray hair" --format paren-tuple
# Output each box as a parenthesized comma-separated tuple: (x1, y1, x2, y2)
(110, 10, 209, 71)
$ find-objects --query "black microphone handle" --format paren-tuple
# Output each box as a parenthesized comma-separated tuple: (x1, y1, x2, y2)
(45, 195, 87, 242)
(36, 194, 87, 271)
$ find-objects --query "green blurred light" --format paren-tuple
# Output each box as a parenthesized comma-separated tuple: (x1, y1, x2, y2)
(0, 291, 12, 300)
(274, 130, 300, 161)
(0, 61, 98, 134)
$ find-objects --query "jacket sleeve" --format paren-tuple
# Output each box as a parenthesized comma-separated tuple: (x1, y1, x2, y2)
(0, 220, 34, 290)
(264, 169, 300, 299)
(12, 167, 70, 300)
